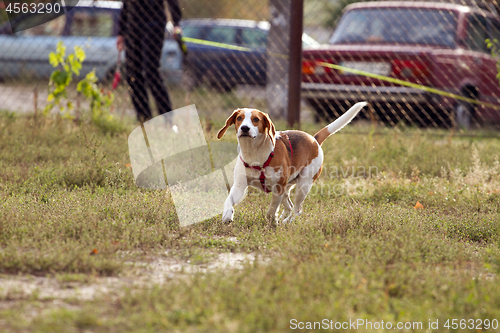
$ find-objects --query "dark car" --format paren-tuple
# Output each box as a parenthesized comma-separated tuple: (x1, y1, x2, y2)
(0, 1, 182, 82)
(181, 19, 319, 91)
(302, 1, 500, 128)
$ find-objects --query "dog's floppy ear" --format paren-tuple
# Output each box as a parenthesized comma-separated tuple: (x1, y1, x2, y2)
(217, 110, 239, 139)
(262, 112, 276, 146)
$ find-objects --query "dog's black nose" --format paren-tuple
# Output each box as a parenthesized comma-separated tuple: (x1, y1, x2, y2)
(240, 125, 250, 133)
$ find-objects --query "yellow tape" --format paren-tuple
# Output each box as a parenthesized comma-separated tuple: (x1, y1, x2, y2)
(181, 37, 500, 110)
(183, 37, 252, 52)
(182, 37, 289, 58)
(317, 62, 500, 110)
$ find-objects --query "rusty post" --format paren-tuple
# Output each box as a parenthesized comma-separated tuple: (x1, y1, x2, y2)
(287, 0, 303, 128)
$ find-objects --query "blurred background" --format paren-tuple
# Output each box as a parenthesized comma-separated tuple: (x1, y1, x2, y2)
(1, 0, 500, 132)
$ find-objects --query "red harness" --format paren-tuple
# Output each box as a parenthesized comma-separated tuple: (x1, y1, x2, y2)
(240, 152, 274, 192)
(240, 135, 293, 193)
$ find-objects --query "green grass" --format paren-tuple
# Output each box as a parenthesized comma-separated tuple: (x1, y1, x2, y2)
(1, 111, 500, 332)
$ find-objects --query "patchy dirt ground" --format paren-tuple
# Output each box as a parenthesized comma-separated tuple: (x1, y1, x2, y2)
(0, 251, 262, 302)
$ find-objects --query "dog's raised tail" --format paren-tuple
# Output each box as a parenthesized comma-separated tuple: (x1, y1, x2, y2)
(313, 102, 368, 145)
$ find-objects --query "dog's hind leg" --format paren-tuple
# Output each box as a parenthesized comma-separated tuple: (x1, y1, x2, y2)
(266, 192, 285, 222)
(292, 177, 314, 218)
(278, 184, 295, 223)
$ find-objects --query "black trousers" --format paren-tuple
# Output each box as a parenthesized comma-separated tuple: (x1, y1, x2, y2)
(125, 22, 172, 122)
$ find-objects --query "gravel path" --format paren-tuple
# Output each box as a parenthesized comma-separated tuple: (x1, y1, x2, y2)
(0, 252, 261, 302)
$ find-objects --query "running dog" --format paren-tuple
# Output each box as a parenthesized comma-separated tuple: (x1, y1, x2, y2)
(217, 102, 367, 223)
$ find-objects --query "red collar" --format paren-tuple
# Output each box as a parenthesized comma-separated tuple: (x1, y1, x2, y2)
(240, 151, 274, 193)
(239, 135, 293, 194)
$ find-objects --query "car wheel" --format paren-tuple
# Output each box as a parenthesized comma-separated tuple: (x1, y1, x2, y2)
(455, 101, 472, 129)
(454, 87, 478, 130)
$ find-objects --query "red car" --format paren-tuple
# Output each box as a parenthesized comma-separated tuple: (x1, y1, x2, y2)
(302, 1, 500, 128)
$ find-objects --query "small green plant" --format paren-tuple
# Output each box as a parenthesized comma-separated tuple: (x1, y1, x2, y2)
(45, 41, 124, 133)
(76, 70, 119, 133)
(486, 38, 500, 86)
(44, 41, 84, 116)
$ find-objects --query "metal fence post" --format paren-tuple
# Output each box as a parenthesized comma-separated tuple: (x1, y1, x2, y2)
(266, 0, 291, 119)
(287, 0, 303, 127)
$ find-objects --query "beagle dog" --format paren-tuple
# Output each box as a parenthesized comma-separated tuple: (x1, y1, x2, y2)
(217, 102, 367, 224)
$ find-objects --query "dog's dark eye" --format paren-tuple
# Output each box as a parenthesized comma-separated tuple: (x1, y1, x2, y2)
(252, 118, 259, 123)
(237, 116, 242, 121)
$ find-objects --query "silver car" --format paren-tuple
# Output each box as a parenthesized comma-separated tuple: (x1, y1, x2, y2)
(0, 1, 182, 82)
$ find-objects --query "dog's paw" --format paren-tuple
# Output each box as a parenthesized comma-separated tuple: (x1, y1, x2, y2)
(222, 209, 234, 223)
(282, 213, 296, 225)
(265, 212, 274, 221)
(278, 209, 293, 222)
(266, 212, 279, 227)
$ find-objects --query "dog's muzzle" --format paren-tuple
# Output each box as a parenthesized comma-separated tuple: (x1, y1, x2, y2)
(238, 125, 254, 138)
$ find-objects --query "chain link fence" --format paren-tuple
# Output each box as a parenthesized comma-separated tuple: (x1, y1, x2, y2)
(1, 0, 500, 131)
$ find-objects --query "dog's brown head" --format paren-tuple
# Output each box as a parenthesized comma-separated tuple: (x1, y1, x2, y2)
(217, 109, 276, 145)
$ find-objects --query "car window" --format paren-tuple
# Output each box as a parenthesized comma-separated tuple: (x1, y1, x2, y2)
(70, 10, 114, 37)
(489, 19, 500, 43)
(205, 26, 236, 45)
(241, 28, 267, 47)
(302, 33, 320, 47)
(182, 25, 205, 39)
(465, 14, 489, 52)
(330, 8, 457, 47)
(16, 14, 65, 36)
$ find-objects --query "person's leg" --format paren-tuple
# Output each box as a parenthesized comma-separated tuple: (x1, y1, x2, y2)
(142, 22, 172, 115)
(125, 28, 152, 121)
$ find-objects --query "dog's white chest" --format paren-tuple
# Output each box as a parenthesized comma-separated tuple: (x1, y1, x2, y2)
(243, 165, 281, 189)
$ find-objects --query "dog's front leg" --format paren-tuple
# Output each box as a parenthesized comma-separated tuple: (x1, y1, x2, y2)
(222, 183, 247, 222)
(222, 161, 248, 223)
